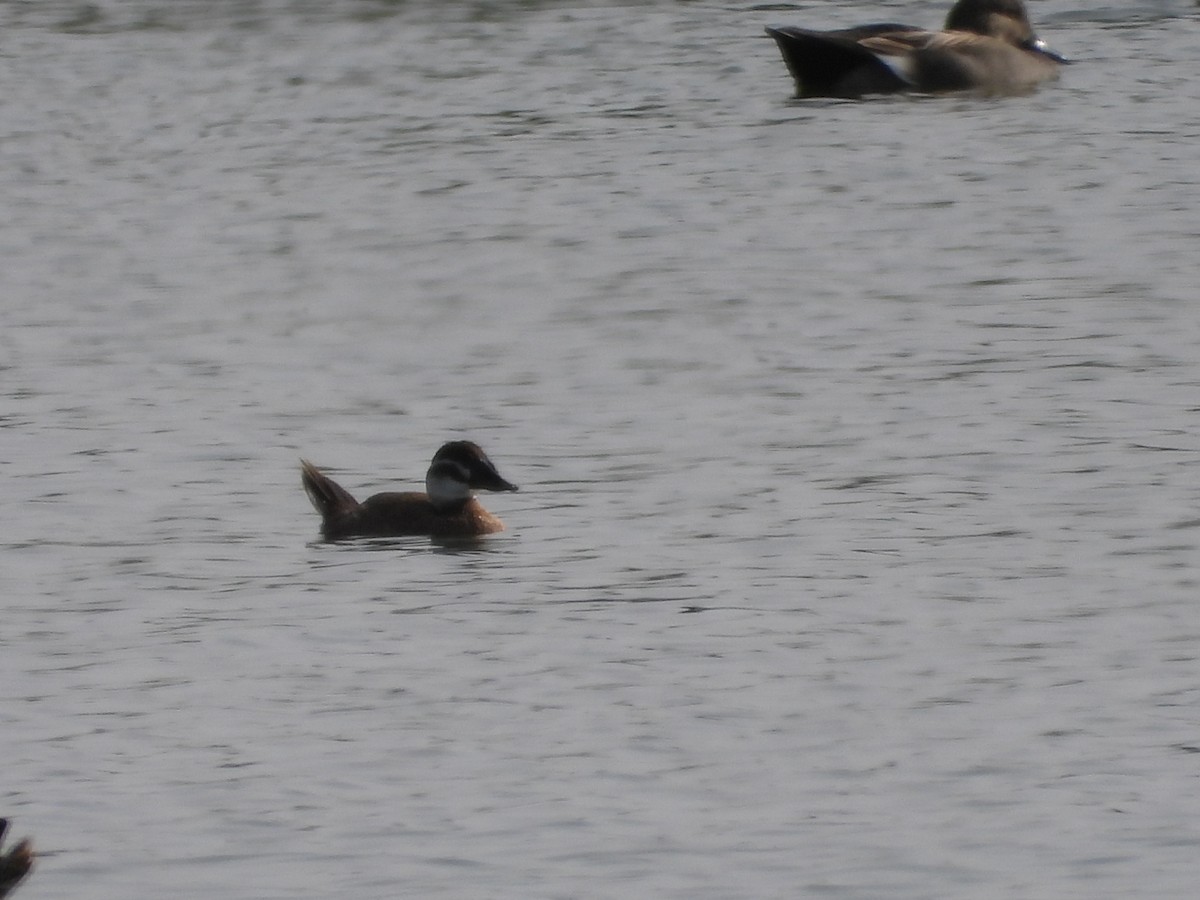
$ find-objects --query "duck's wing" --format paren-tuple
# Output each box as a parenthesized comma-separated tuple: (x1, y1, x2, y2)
(858, 28, 1009, 54)
(874, 31, 1056, 93)
(766, 25, 922, 98)
(823, 23, 924, 43)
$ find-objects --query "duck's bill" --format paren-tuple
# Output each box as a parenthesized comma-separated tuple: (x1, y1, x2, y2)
(481, 472, 519, 492)
(1028, 37, 1070, 64)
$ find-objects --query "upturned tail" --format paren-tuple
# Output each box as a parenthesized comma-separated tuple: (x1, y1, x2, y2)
(300, 460, 360, 527)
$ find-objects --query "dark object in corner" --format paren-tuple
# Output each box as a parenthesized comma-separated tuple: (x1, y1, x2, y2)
(0, 819, 34, 900)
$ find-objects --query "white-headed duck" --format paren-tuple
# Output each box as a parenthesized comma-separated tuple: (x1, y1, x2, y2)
(300, 441, 518, 540)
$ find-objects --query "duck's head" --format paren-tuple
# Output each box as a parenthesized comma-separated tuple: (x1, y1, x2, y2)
(945, 0, 1035, 36)
(945, 0, 1068, 62)
(426, 441, 519, 509)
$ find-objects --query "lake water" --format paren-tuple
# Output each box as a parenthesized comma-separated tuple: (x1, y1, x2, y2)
(3, 1, 1199, 897)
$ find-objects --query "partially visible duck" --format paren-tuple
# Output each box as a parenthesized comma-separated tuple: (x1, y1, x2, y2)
(766, 0, 1069, 99)
(0, 818, 33, 900)
(300, 441, 518, 540)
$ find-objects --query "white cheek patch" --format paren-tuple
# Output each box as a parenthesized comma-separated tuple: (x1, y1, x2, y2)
(426, 466, 474, 507)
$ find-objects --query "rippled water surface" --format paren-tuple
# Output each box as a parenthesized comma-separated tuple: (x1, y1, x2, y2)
(3, 1, 1199, 897)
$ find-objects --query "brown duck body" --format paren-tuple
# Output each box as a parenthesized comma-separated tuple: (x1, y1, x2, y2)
(766, 0, 1067, 99)
(299, 442, 517, 541)
(315, 488, 507, 540)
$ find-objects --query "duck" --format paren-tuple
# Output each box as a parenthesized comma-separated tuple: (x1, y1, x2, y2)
(0, 818, 33, 900)
(300, 441, 518, 540)
(766, 0, 1069, 99)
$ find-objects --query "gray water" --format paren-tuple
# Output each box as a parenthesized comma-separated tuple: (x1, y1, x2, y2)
(3, 1, 1199, 897)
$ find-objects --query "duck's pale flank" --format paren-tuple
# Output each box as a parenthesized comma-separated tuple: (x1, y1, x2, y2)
(766, 0, 1068, 99)
(300, 441, 518, 540)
